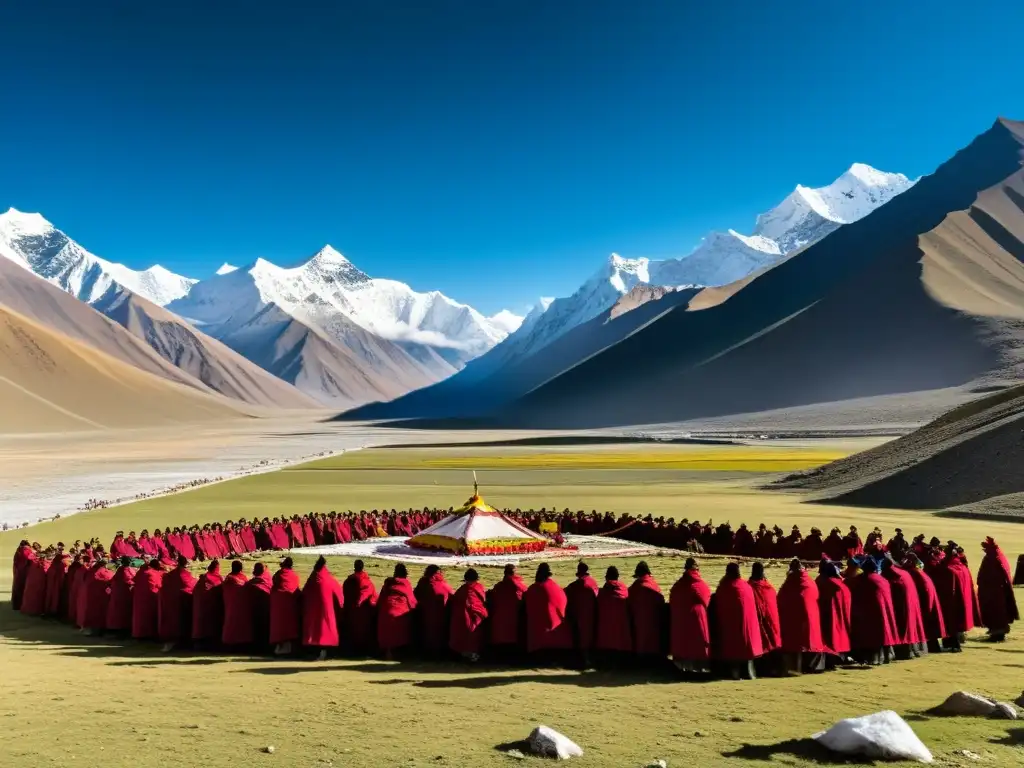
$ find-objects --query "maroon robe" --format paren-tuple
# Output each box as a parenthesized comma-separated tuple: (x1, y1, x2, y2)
(132, 563, 164, 640)
(158, 565, 197, 642)
(221, 571, 253, 645)
(713, 575, 763, 660)
(977, 540, 1019, 632)
(905, 566, 946, 641)
(269, 567, 302, 645)
(377, 576, 417, 651)
(487, 574, 526, 647)
(415, 571, 454, 652)
(62, 559, 84, 622)
(524, 578, 572, 652)
(670, 571, 712, 661)
(930, 556, 980, 635)
(19, 557, 50, 616)
(82, 562, 115, 630)
(341, 571, 378, 653)
(44, 554, 70, 617)
(628, 574, 666, 655)
(288, 520, 306, 548)
(71, 559, 93, 627)
(449, 580, 489, 655)
(12, 543, 36, 611)
(777, 570, 824, 653)
(815, 573, 852, 654)
(595, 580, 632, 652)
(247, 568, 273, 645)
(850, 573, 900, 650)
(105, 564, 137, 631)
(191, 565, 224, 641)
(564, 574, 599, 651)
(882, 565, 926, 646)
(748, 578, 782, 653)
(301, 566, 344, 647)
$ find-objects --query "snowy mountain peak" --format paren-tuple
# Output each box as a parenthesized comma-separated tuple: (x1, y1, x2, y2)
(0, 207, 52, 237)
(488, 309, 524, 334)
(216, 263, 238, 276)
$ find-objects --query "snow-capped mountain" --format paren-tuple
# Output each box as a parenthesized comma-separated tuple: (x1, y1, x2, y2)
(215, 263, 238, 275)
(477, 163, 914, 376)
(0, 208, 197, 306)
(488, 309, 525, 335)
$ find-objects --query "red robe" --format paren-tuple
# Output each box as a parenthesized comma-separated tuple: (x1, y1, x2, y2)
(44, 554, 69, 617)
(906, 566, 946, 641)
(415, 572, 454, 652)
(301, 567, 344, 647)
(449, 581, 489, 655)
(269, 567, 302, 645)
(342, 571, 378, 652)
(302, 518, 316, 547)
(12, 544, 36, 611)
(977, 543, 1019, 632)
(72, 559, 93, 627)
(62, 560, 84, 622)
(883, 566, 926, 645)
(564, 575, 599, 650)
(19, 557, 50, 616)
(713, 575, 763, 660)
(82, 563, 115, 630)
(815, 574, 852, 654)
(670, 572, 712, 661)
(487, 574, 526, 647)
(850, 573, 900, 649)
(131, 564, 164, 640)
(288, 520, 306, 548)
(241, 526, 258, 552)
(777, 570, 824, 653)
(748, 578, 782, 653)
(191, 566, 224, 641)
(628, 574, 666, 655)
(158, 566, 197, 642)
(247, 569, 273, 644)
(105, 565, 137, 631)
(377, 576, 417, 651)
(221, 571, 253, 645)
(930, 557, 980, 635)
(595, 580, 632, 652)
(524, 578, 572, 652)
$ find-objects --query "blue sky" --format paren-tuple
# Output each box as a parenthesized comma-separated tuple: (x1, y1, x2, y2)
(2, 1, 1022, 315)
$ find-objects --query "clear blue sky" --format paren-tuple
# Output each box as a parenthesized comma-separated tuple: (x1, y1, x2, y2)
(3, 1, 1022, 315)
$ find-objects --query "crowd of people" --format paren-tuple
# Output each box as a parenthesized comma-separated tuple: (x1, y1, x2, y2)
(9, 506, 1020, 679)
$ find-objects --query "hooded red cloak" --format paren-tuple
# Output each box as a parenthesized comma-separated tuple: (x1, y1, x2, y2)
(628, 574, 666, 655)
(748, 577, 782, 653)
(487, 573, 526, 647)
(288, 520, 305, 548)
(247, 567, 273, 644)
(670, 571, 711, 661)
(301, 566, 344, 647)
(72, 559, 93, 627)
(269, 567, 302, 644)
(12, 543, 36, 611)
(105, 564, 137, 631)
(524, 578, 572, 652)
(930, 556, 979, 635)
(904, 565, 946, 640)
(815, 573, 852, 654)
(158, 565, 197, 642)
(882, 565, 926, 645)
(449, 580, 489, 655)
(302, 518, 316, 547)
(564, 574, 599, 651)
(221, 570, 253, 645)
(595, 580, 632, 652)
(191, 564, 224, 641)
(377, 576, 417, 651)
(44, 554, 69, 617)
(19, 557, 50, 616)
(415, 571, 454, 652)
(62, 559, 84, 622)
(713, 575, 763, 660)
(82, 562, 115, 630)
(777, 570, 824, 653)
(132, 563, 164, 640)
(977, 539, 1019, 632)
(849, 572, 900, 650)
(342, 570, 379, 653)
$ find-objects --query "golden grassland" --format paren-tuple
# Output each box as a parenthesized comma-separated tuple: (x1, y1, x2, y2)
(2, 441, 1024, 767)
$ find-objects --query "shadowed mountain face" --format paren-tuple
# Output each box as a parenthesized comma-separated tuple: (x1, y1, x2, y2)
(494, 119, 1024, 429)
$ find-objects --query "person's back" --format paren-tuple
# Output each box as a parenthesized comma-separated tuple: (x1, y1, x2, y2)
(524, 564, 571, 655)
(132, 561, 164, 640)
(564, 563, 599, 655)
(595, 567, 632, 654)
(222, 561, 253, 646)
(449, 569, 488, 661)
(269, 560, 302, 654)
(342, 561, 378, 654)
(714, 563, 763, 678)
(488, 565, 526, 654)
(105, 558, 137, 633)
(415, 566, 454, 653)
(378, 565, 417, 656)
(628, 563, 665, 658)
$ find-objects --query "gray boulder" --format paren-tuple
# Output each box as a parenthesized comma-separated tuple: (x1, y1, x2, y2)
(937, 692, 997, 717)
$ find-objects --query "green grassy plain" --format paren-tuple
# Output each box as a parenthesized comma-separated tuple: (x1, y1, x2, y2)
(2, 442, 1023, 767)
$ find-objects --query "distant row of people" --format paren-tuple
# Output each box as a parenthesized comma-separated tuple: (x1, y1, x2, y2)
(11, 535, 1018, 679)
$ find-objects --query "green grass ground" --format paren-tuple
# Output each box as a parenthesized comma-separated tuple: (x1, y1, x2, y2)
(2, 442, 1023, 767)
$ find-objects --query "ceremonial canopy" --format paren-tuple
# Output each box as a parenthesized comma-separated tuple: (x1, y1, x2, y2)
(408, 494, 547, 555)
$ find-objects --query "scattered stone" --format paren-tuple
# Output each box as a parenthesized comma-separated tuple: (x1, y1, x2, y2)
(729, 717, 744, 723)
(693, 731, 706, 738)
(527, 726, 584, 760)
(183, 724, 202, 730)
(505, 749, 526, 760)
(991, 702, 1019, 720)
(644, 760, 667, 768)
(937, 692, 997, 717)
(263, 746, 276, 754)
(813, 710, 933, 763)
(954, 750, 982, 761)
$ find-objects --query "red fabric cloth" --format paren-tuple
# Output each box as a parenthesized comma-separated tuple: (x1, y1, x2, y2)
(222, 571, 253, 645)
(132, 564, 164, 640)
(64, 560, 84, 623)
(850, 573, 900, 649)
(777, 570, 824, 653)
(158, 565, 197, 642)
(342, 571, 378, 652)
(564, 575, 599, 650)
(105, 565, 137, 631)
(713, 575, 763, 660)
(815, 574, 852, 654)
(748, 578, 782, 653)
(44, 554, 69, 616)
(302, 519, 316, 547)
(905, 566, 946, 641)
(82, 562, 115, 630)
(449, 580, 489, 655)
(669, 571, 712, 661)
(72, 560, 93, 627)
(288, 520, 306, 548)
(19, 557, 50, 616)
(301, 567, 344, 647)
(377, 576, 417, 651)
(191, 565, 224, 641)
(269, 567, 302, 644)
(930, 556, 980, 635)
(595, 580, 632, 652)
(415, 571, 454, 652)
(883, 565, 926, 645)
(12, 544, 36, 611)
(628, 574, 665, 655)
(487, 574, 526, 646)
(524, 578, 572, 652)
(247, 569, 273, 644)
(978, 540, 1019, 631)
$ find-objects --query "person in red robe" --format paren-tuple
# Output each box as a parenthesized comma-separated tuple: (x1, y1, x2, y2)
(849, 558, 900, 665)
(902, 554, 946, 652)
(191, 559, 224, 647)
(880, 557, 927, 658)
(414, 565, 454, 655)
(449, 568, 489, 661)
(19, 555, 50, 617)
(301, 556, 344, 658)
(82, 558, 115, 634)
(747, 562, 782, 675)
(524, 562, 572, 662)
(815, 559, 852, 665)
(105, 556, 137, 635)
(44, 550, 70, 617)
(929, 543, 980, 651)
(12, 540, 36, 611)
(270, 557, 302, 654)
(594, 565, 632, 662)
(713, 562, 763, 679)
(247, 562, 273, 647)
(63, 554, 85, 623)
(159, 555, 197, 651)
(487, 564, 526, 660)
(342, 560, 378, 655)
(377, 563, 417, 658)
(221, 560, 253, 647)
(670, 558, 712, 674)
(977, 537, 1019, 641)
(628, 561, 666, 662)
(564, 562, 599, 665)
(132, 560, 164, 640)
(777, 560, 826, 673)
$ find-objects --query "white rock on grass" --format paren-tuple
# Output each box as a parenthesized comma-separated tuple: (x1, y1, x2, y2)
(527, 726, 584, 760)
(937, 692, 997, 717)
(813, 711, 933, 763)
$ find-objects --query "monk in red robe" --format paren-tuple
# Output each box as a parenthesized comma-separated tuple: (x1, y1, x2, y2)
(270, 557, 302, 654)
(849, 558, 900, 665)
(929, 543, 980, 651)
(902, 554, 946, 652)
(12, 540, 36, 611)
(44, 550, 70, 617)
(595, 565, 632, 660)
(19, 555, 50, 617)
(564, 562, 599, 663)
(247, 562, 273, 647)
(670, 558, 712, 674)
(222, 560, 253, 647)
(748, 562, 782, 674)
(449, 568, 489, 661)
(342, 560, 378, 655)
(815, 560, 852, 664)
(977, 537, 1019, 641)
(525, 563, 572, 661)
(414, 565, 454, 655)
(628, 561, 666, 661)
(82, 559, 115, 634)
(880, 557, 927, 658)
(301, 556, 344, 659)
(377, 563, 417, 658)
(777, 560, 826, 673)
(132, 560, 164, 640)
(191, 559, 224, 646)
(63, 554, 85, 623)
(487, 564, 526, 658)
(713, 562, 763, 679)
(105, 556, 137, 635)
(159, 555, 197, 651)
